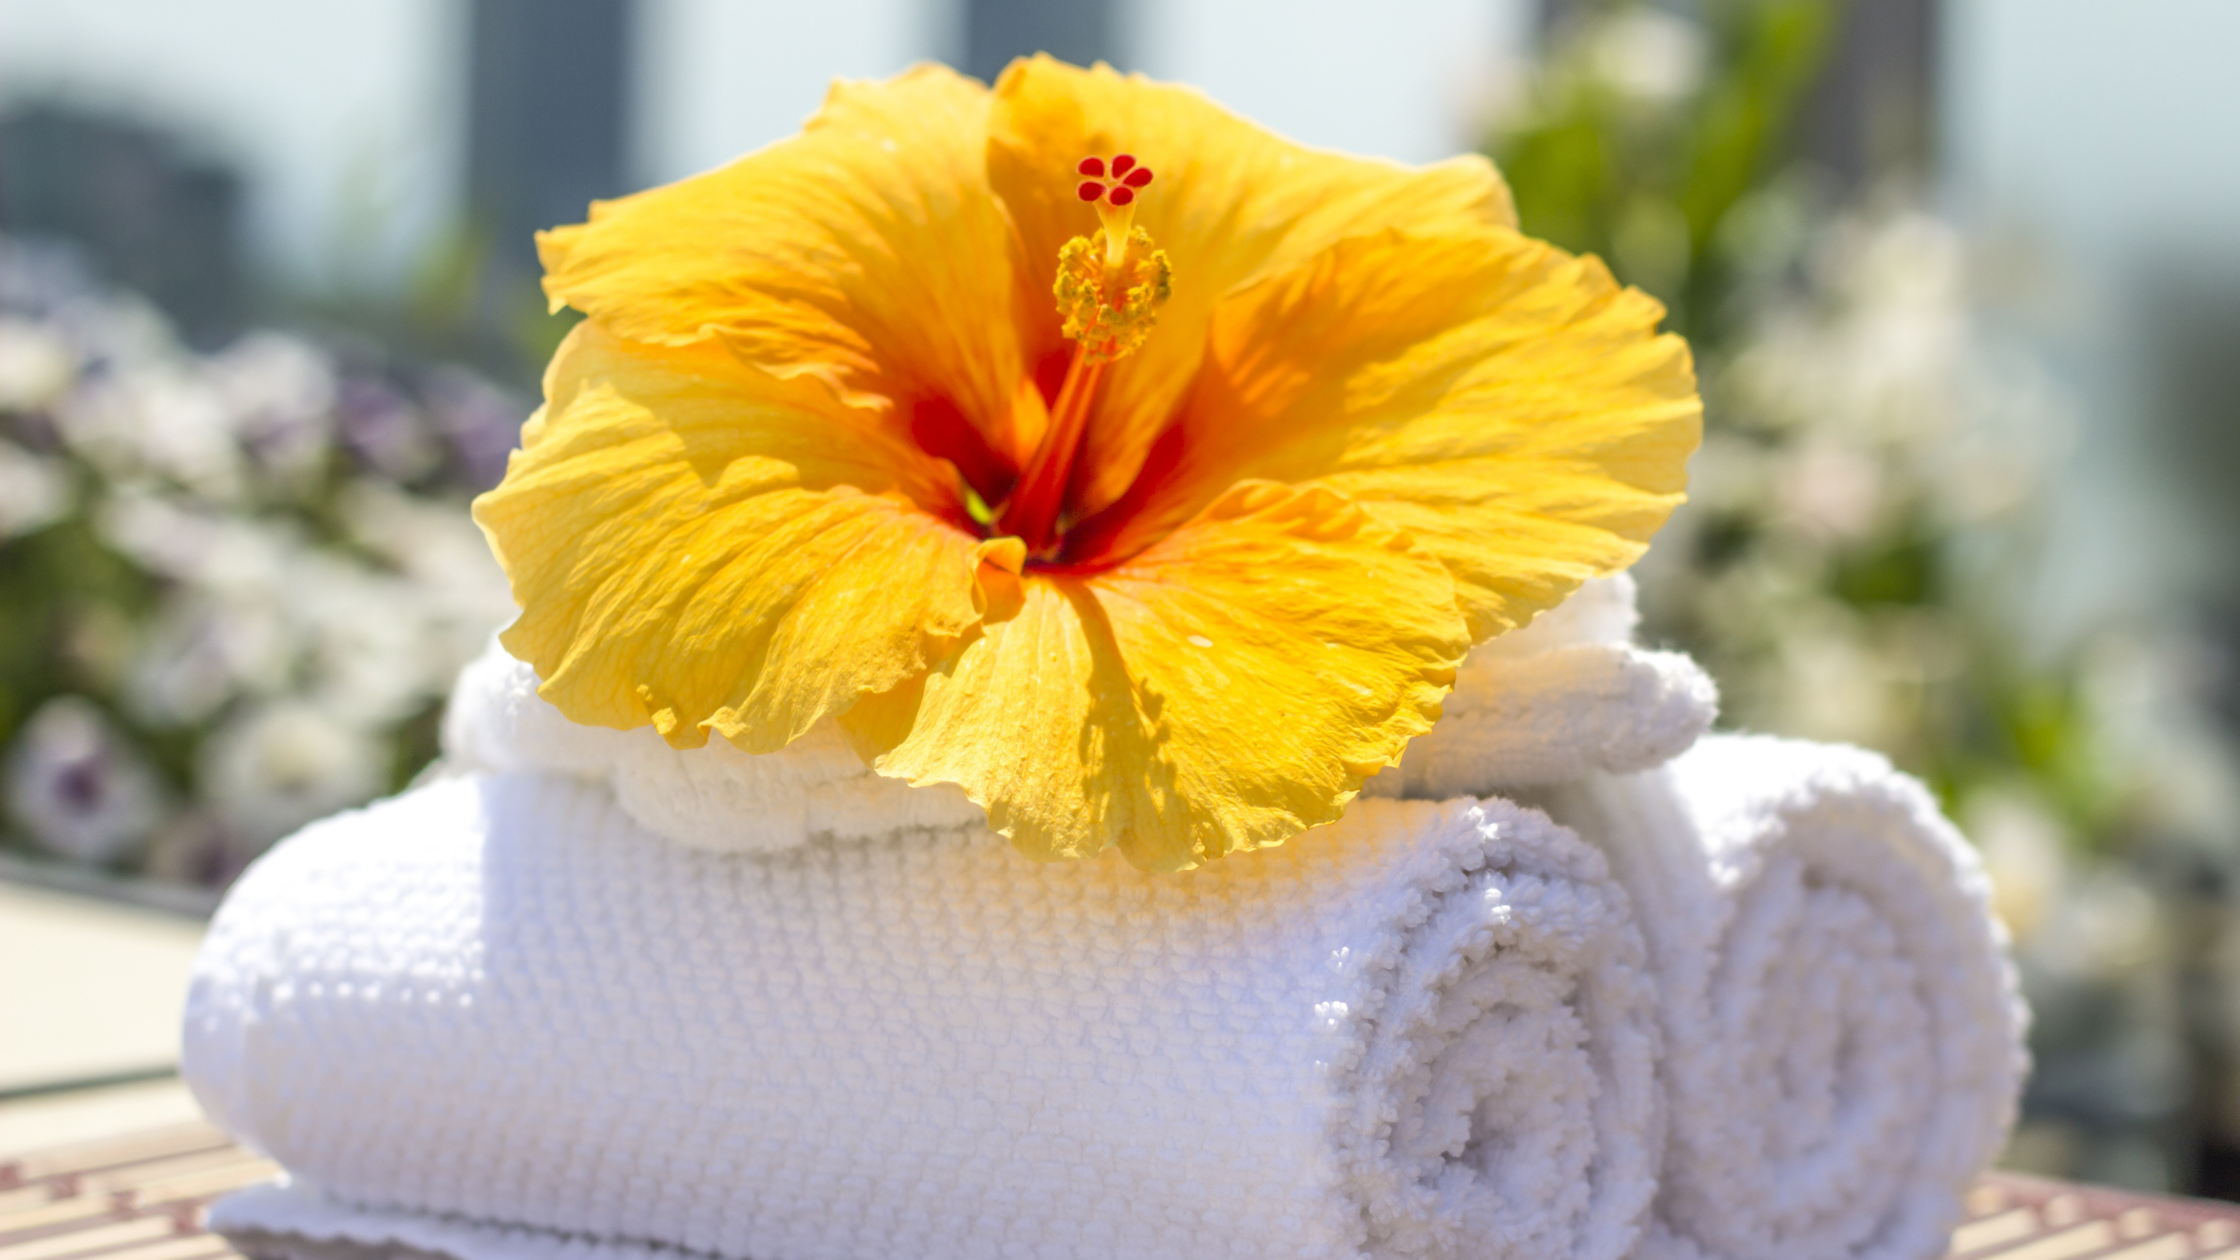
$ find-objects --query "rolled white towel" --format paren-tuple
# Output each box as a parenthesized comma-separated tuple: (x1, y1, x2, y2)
(187, 774, 1663, 1260)
(1535, 735, 2027, 1260)
(1361, 644, 1715, 801)
(442, 575, 1718, 854)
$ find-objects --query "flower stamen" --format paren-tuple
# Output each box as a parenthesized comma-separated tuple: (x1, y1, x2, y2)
(999, 152, 1175, 554)
(1052, 152, 1171, 362)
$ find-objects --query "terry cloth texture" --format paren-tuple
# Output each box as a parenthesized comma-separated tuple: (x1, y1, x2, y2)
(1534, 735, 2029, 1260)
(187, 776, 1664, 1260)
(440, 575, 1719, 855)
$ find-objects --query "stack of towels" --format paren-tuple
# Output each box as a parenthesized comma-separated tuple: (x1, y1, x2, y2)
(183, 576, 2026, 1260)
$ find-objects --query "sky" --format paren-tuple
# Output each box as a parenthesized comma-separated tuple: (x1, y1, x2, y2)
(0, 0, 463, 291)
(4, 1, 2233, 289)
(0, 0, 1537, 290)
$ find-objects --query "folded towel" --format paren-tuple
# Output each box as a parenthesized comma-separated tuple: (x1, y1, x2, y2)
(1359, 644, 1714, 802)
(440, 575, 1718, 855)
(1535, 736, 2028, 1260)
(187, 774, 1663, 1260)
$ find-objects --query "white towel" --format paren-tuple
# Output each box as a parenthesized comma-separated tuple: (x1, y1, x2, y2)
(439, 575, 1719, 855)
(187, 775, 1664, 1260)
(1534, 736, 2028, 1260)
(1360, 644, 1714, 802)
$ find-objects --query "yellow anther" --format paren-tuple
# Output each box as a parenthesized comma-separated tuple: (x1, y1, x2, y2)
(1053, 227, 1172, 364)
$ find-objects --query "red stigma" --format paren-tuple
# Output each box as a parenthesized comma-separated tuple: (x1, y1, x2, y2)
(1072, 153, 1153, 212)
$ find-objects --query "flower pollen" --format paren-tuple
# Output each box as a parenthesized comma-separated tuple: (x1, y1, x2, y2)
(1001, 151, 1175, 553)
(1052, 232, 1170, 362)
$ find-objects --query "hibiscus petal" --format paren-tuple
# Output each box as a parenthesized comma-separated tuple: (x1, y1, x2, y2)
(538, 65, 1028, 455)
(984, 55, 1519, 516)
(474, 324, 994, 751)
(841, 481, 1467, 870)
(1075, 227, 1699, 640)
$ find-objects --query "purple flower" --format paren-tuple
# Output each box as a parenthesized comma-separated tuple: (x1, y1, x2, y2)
(4, 696, 167, 865)
(422, 366, 527, 490)
(335, 373, 438, 481)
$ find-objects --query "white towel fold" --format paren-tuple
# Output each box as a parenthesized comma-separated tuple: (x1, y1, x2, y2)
(1534, 735, 2028, 1260)
(187, 775, 1663, 1260)
(1360, 645, 1715, 801)
(440, 576, 1718, 855)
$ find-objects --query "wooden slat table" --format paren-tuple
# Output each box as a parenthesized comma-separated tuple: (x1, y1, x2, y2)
(1947, 1176, 2240, 1260)
(0, 1123, 270, 1260)
(8, 1124, 2240, 1260)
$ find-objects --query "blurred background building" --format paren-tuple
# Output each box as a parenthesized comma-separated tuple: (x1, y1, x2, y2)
(1, 0, 2237, 1200)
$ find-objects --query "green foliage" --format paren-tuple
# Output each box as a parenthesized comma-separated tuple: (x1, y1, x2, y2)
(0, 509, 159, 746)
(1487, 0, 2159, 860)
(1496, 0, 1842, 338)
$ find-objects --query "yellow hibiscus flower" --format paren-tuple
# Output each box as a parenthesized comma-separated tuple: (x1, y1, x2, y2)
(473, 56, 1700, 871)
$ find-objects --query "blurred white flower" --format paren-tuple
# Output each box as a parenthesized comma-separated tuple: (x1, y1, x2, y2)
(1770, 613, 1914, 750)
(1715, 186, 1813, 281)
(1729, 214, 1967, 441)
(0, 229, 535, 890)
(293, 563, 445, 725)
(1679, 430, 1771, 514)
(1839, 212, 1967, 313)
(0, 439, 69, 539)
(1587, 8, 1705, 104)
(96, 484, 512, 732)
(1927, 387, 2061, 526)
(2078, 629, 2240, 840)
(56, 362, 246, 500)
(102, 490, 316, 723)
(0, 316, 77, 410)
(342, 480, 515, 664)
(127, 595, 294, 725)
(4, 696, 166, 864)
(1967, 786, 2071, 940)
(57, 291, 178, 372)
(2026, 867, 2169, 984)
(297, 484, 511, 727)
(98, 486, 284, 586)
(200, 700, 384, 852)
(209, 332, 337, 488)
(1776, 437, 1885, 540)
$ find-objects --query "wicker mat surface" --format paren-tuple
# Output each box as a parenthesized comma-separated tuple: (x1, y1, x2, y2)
(7, 1122, 2240, 1260)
